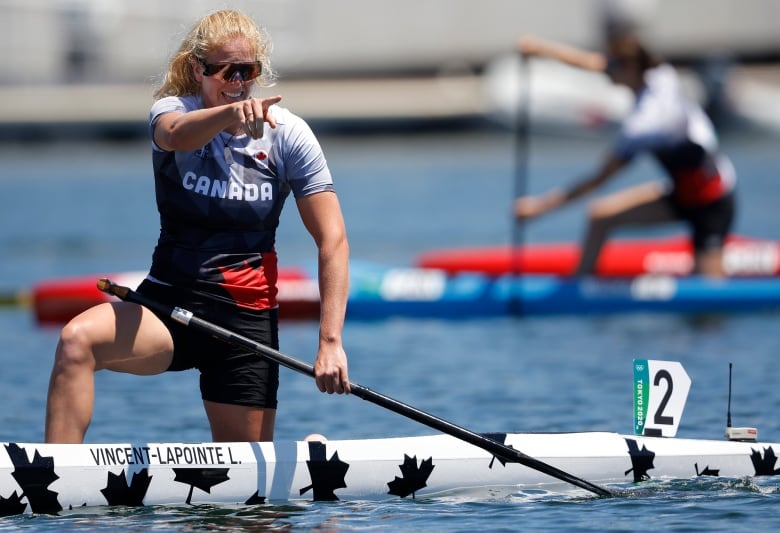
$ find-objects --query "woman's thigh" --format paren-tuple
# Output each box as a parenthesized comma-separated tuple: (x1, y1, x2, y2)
(203, 400, 276, 442)
(71, 301, 174, 375)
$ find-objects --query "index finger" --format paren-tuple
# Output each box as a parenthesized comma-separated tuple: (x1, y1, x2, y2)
(262, 95, 282, 128)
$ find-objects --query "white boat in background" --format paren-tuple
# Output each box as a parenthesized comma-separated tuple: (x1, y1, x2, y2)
(1, 430, 779, 516)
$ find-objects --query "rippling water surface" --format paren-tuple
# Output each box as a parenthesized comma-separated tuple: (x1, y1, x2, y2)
(1, 129, 779, 531)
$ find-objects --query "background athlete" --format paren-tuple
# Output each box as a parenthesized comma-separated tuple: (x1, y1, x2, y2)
(514, 27, 736, 277)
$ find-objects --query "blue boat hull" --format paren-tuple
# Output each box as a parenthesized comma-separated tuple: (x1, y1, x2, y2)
(345, 263, 780, 318)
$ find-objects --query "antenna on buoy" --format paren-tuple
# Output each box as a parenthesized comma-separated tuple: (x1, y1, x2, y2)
(726, 362, 733, 429)
(725, 362, 758, 442)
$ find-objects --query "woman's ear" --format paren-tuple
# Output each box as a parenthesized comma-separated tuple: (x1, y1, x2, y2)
(191, 59, 204, 83)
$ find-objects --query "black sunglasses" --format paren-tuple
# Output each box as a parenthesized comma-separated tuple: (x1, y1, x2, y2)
(200, 61, 262, 82)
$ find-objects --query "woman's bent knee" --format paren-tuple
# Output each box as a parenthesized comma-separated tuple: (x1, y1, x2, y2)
(55, 319, 97, 371)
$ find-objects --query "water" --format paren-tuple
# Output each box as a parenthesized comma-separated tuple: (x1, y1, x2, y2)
(1, 128, 779, 531)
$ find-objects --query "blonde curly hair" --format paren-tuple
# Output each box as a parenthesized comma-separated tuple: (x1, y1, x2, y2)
(153, 9, 276, 100)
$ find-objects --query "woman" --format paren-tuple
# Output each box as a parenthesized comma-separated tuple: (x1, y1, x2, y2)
(515, 31, 736, 277)
(45, 10, 351, 443)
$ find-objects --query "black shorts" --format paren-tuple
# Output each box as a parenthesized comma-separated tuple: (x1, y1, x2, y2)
(671, 191, 736, 253)
(136, 279, 279, 409)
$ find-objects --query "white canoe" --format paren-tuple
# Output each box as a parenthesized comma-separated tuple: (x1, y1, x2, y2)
(2, 431, 779, 515)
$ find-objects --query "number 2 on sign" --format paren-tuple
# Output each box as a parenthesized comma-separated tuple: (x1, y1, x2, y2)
(653, 369, 674, 426)
(633, 359, 691, 437)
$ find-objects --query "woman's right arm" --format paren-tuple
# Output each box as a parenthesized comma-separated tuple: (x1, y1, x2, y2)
(518, 35, 607, 72)
(515, 154, 627, 220)
(153, 95, 282, 151)
(154, 106, 241, 151)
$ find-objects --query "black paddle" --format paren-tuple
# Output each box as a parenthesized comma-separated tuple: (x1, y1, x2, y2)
(510, 48, 531, 316)
(97, 278, 612, 497)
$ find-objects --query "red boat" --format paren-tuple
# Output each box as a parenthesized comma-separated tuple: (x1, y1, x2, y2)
(415, 234, 780, 277)
(32, 268, 320, 325)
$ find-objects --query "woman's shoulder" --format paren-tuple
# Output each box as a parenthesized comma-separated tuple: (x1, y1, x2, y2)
(151, 94, 202, 115)
(267, 104, 319, 142)
(268, 104, 307, 128)
(644, 63, 681, 92)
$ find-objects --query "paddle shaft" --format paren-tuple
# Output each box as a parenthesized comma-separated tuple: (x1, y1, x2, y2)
(97, 278, 611, 497)
(509, 51, 531, 316)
